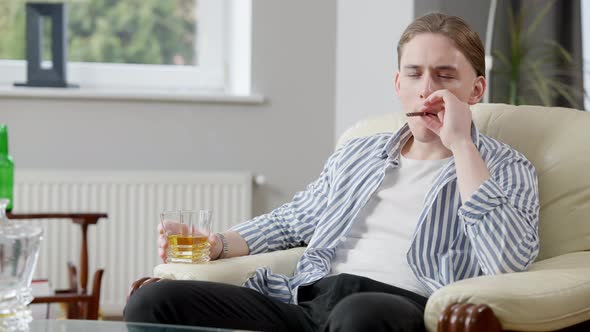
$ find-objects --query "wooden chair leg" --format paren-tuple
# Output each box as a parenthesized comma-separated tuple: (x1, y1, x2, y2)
(62, 261, 80, 319)
(67, 261, 78, 291)
(85, 269, 104, 320)
(66, 298, 84, 319)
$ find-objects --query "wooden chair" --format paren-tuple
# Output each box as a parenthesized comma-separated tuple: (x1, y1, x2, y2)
(7, 212, 107, 320)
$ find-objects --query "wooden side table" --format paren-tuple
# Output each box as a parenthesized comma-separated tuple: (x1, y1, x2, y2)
(6, 212, 108, 320)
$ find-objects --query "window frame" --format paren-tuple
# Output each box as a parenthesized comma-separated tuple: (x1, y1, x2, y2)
(0, 0, 251, 95)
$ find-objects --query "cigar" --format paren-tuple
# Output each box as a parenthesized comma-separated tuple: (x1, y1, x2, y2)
(406, 111, 437, 117)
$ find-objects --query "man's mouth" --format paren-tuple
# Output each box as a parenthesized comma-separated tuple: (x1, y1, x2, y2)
(406, 111, 437, 117)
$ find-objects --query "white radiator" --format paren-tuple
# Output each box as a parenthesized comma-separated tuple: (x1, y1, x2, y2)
(13, 170, 254, 316)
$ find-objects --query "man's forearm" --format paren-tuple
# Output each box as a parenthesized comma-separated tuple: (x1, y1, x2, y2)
(211, 230, 249, 260)
(451, 140, 491, 202)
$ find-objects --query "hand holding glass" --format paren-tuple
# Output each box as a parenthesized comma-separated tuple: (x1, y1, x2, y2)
(160, 210, 212, 264)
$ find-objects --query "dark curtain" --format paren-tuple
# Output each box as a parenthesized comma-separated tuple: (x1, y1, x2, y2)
(490, 0, 584, 109)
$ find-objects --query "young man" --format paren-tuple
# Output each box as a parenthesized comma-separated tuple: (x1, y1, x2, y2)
(125, 13, 539, 332)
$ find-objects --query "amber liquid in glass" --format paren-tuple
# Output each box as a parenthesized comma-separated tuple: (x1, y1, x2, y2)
(167, 235, 210, 263)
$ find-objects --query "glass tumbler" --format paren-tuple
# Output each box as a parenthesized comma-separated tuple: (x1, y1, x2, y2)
(161, 210, 212, 264)
(0, 199, 43, 331)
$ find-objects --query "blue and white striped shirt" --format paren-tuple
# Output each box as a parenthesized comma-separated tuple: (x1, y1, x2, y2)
(231, 123, 540, 304)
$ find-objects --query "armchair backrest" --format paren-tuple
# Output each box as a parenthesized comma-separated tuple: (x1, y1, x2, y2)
(337, 103, 590, 260)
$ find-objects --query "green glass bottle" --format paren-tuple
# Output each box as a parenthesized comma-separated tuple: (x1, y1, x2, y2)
(0, 125, 14, 211)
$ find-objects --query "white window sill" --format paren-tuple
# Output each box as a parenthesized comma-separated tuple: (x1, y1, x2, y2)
(0, 86, 265, 105)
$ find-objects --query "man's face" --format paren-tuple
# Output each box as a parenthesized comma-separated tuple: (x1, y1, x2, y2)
(395, 33, 484, 143)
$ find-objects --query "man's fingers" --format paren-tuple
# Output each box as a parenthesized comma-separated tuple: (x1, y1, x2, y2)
(158, 247, 166, 263)
(424, 89, 452, 104)
(421, 114, 442, 135)
(158, 234, 168, 249)
(418, 104, 445, 115)
(424, 93, 445, 105)
(423, 97, 445, 106)
(208, 233, 218, 245)
(438, 110, 445, 123)
(161, 220, 188, 234)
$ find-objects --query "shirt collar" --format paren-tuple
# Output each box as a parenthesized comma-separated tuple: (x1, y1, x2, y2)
(376, 121, 481, 163)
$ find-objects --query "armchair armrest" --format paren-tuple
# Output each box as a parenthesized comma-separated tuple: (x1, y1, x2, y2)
(426, 251, 590, 332)
(153, 247, 306, 285)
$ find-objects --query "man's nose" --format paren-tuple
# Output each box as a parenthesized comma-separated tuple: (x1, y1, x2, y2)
(419, 77, 435, 99)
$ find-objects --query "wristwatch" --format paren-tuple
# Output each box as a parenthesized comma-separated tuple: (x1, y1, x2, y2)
(216, 232, 228, 259)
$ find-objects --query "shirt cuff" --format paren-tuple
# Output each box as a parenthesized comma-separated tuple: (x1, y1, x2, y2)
(458, 177, 508, 226)
(230, 220, 269, 255)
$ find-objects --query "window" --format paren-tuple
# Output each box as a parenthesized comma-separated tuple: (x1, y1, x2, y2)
(0, 0, 251, 95)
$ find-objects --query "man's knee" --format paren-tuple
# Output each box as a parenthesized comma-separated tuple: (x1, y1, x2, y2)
(324, 293, 425, 332)
(124, 280, 196, 324)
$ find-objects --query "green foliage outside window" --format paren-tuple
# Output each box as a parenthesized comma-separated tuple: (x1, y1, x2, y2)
(0, 0, 197, 66)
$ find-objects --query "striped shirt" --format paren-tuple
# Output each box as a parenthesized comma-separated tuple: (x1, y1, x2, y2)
(231, 123, 540, 304)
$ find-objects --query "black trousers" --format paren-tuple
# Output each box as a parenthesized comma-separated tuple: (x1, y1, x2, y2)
(124, 273, 428, 332)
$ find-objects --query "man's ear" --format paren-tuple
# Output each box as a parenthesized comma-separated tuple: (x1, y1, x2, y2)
(394, 71, 401, 96)
(468, 76, 486, 105)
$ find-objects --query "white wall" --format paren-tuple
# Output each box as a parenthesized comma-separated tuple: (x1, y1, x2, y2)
(0, 1, 337, 217)
(583, 0, 590, 111)
(0, 0, 416, 216)
(335, 0, 414, 140)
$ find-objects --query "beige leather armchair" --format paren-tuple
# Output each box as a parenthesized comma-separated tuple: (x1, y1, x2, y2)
(131, 103, 590, 332)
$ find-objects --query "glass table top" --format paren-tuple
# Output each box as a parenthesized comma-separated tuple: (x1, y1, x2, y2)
(29, 319, 249, 332)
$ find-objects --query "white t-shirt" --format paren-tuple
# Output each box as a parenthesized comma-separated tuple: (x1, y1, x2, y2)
(329, 154, 451, 297)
